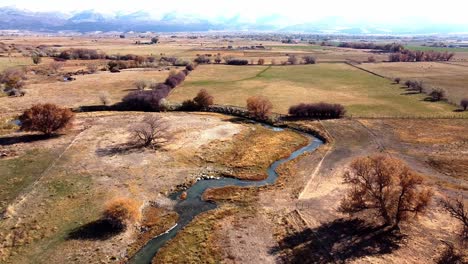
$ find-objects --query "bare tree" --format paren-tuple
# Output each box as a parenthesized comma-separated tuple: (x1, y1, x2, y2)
(99, 92, 111, 106)
(460, 98, 468, 111)
(440, 196, 468, 240)
(288, 55, 299, 65)
(246, 96, 273, 120)
(339, 155, 433, 228)
(130, 115, 171, 148)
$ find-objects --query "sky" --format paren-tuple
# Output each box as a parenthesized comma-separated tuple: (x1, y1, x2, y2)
(0, 0, 467, 25)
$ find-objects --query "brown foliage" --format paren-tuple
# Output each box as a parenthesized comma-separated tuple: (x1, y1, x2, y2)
(19, 103, 74, 136)
(257, 58, 265, 65)
(103, 198, 140, 229)
(339, 155, 433, 227)
(440, 196, 468, 240)
(246, 96, 273, 120)
(130, 115, 171, 148)
(193, 89, 214, 108)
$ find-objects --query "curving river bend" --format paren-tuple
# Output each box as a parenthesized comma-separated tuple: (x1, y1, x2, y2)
(129, 126, 323, 264)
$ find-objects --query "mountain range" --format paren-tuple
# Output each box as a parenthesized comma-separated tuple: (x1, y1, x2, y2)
(0, 7, 467, 35)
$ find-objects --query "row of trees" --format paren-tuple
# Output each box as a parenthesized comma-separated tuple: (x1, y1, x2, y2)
(119, 64, 196, 111)
(338, 42, 404, 52)
(389, 50, 454, 62)
(195, 55, 317, 66)
(288, 102, 346, 119)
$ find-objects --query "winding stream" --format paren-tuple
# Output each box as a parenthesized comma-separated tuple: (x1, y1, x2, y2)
(129, 126, 323, 264)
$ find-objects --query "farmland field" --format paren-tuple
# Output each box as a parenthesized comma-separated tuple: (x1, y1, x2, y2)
(169, 63, 466, 117)
(360, 62, 468, 104)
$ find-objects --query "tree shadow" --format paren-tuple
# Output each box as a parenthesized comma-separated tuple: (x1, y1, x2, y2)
(0, 134, 56, 146)
(400, 91, 420, 95)
(272, 218, 405, 264)
(67, 219, 124, 240)
(453, 109, 465, 113)
(95, 143, 144, 157)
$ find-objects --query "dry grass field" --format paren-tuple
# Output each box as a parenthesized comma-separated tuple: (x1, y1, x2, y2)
(0, 68, 171, 115)
(169, 63, 465, 117)
(360, 62, 468, 104)
(0, 112, 307, 263)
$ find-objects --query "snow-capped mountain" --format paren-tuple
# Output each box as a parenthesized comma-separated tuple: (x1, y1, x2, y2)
(0, 7, 466, 34)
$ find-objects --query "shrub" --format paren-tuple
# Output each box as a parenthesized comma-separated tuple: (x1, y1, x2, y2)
(58, 48, 104, 60)
(121, 90, 164, 111)
(87, 63, 99, 73)
(186, 64, 195, 71)
(130, 115, 171, 148)
(394, 77, 401, 84)
(257, 58, 265, 65)
(303, 55, 316, 64)
(165, 71, 186, 88)
(32, 54, 42, 64)
(367, 56, 376, 63)
(151, 37, 159, 44)
(429, 88, 446, 101)
(180, 99, 200, 111)
(103, 198, 140, 229)
(194, 55, 210, 64)
(151, 83, 171, 97)
(339, 155, 432, 228)
(226, 59, 249, 65)
(99, 92, 111, 106)
(134, 80, 148, 90)
(460, 98, 468, 111)
(404, 80, 412, 88)
(19, 104, 74, 136)
(288, 102, 346, 119)
(246, 96, 273, 120)
(0, 68, 26, 90)
(193, 89, 214, 109)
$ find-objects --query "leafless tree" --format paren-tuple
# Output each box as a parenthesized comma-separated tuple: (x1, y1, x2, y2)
(339, 155, 433, 228)
(440, 196, 468, 240)
(246, 96, 273, 120)
(460, 98, 468, 111)
(288, 55, 299, 65)
(130, 115, 171, 148)
(49, 61, 64, 73)
(87, 63, 99, 73)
